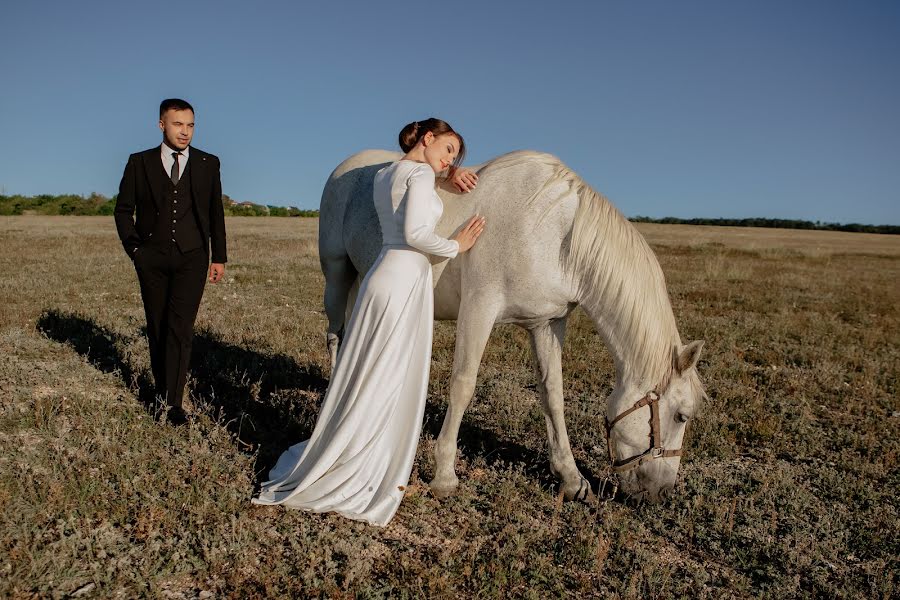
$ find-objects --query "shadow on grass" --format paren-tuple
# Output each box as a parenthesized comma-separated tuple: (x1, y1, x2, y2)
(35, 308, 603, 498)
(35, 309, 158, 407)
(35, 309, 328, 480)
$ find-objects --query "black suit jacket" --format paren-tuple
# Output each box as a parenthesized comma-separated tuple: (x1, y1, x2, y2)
(114, 146, 227, 263)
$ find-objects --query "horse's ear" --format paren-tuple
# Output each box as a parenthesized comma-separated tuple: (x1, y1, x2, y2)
(674, 340, 704, 375)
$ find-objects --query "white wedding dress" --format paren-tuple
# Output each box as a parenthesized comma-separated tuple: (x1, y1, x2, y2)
(252, 160, 459, 526)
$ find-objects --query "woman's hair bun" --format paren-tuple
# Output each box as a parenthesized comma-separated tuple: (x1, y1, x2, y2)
(398, 121, 421, 153)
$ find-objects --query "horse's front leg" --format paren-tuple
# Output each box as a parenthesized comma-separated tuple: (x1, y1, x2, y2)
(430, 304, 497, 498)
(529, 318, 593, 502)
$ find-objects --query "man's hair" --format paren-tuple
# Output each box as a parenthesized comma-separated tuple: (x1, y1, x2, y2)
(159, 98, 194, 118)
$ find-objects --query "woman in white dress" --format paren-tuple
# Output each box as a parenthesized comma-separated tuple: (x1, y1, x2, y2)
(252, 118, 485, 526)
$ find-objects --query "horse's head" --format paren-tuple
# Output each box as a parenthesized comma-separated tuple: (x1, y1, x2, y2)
(605, 340, 705, 503)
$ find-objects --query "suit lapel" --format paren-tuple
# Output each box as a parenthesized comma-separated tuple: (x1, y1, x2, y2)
(141, 148, 165, 211)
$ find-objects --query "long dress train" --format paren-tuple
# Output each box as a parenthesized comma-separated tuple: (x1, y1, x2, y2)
(252, 160, 459, 526)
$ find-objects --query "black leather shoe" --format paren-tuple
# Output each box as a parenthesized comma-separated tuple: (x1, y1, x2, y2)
(167, 406, 189, 426)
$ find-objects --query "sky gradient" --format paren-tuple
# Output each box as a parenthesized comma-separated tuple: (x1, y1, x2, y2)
(1, 1, 898, 224)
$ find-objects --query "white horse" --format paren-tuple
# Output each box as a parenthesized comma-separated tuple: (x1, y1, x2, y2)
(318, 149, 706, 502)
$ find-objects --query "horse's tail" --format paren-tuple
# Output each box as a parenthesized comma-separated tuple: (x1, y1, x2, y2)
(318, 155, 368, 366)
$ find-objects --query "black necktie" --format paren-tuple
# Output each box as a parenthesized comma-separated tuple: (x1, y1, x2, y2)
(170, 152, 181, 185)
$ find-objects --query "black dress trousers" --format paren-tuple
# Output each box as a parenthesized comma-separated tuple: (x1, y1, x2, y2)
(134, 245, 208, 407)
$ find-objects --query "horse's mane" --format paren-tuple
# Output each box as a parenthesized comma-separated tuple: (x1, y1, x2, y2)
(482, 151, 682, 388)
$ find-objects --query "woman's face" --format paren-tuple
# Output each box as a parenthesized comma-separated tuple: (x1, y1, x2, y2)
(422, 132, 460, 174)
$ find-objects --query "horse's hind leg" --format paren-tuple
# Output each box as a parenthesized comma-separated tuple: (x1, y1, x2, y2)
(529, 318, 593, 502)
(430, 303, 497, 498)
(321, 254, 357, 368)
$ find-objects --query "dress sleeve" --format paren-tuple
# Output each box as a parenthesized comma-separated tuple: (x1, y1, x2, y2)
(402, 166, 460, 258)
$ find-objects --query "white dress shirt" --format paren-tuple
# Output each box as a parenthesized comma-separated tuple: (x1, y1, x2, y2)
(160, 143, 190, 180)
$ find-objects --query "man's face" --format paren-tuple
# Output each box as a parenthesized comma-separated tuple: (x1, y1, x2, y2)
(159, 109, 194, 150)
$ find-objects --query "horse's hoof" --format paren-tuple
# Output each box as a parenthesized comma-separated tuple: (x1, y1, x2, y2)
(563, 477, 595, 504)
(429, 477, 459, 499)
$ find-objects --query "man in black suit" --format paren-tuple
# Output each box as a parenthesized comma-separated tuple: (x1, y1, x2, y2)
(114, 98, 227, 425)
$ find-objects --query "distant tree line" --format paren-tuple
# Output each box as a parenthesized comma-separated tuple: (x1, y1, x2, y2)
(0, 193, 116, 216)
(629, 216, 899, 235)
(0, 193, 319, 218)
(2, 194, 895, 233)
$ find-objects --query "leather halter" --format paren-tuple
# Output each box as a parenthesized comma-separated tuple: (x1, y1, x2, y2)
(605, 391, 682, 474)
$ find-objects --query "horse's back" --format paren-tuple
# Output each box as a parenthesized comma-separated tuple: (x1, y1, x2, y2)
(321, 149, 582, 322)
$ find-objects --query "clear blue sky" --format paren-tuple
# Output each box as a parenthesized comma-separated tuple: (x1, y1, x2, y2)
(2, 0, 898, 224)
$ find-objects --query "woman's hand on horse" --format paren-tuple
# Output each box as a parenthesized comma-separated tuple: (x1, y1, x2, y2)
(451, 168, 479, 193)
(454, 215, 486, 252)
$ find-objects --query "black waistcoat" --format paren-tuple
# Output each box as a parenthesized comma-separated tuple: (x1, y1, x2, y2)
(149, 160, 205, 253)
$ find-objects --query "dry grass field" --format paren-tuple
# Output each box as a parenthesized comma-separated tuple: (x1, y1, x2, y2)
(1, 216, 897, 598)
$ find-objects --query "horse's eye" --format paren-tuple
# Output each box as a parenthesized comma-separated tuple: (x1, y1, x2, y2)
(676, 412, 690, 424)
